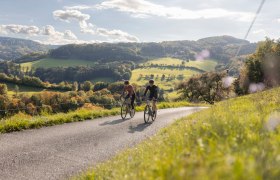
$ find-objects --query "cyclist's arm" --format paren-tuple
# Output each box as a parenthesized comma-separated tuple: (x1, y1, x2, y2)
(143, 86, 149, 96)
(121, 87, 126, 97)
(154, 86, 158, 99)
(128, 86, 134, 96)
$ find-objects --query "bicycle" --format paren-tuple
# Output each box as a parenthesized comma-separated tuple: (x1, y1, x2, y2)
(144, 99, 157, 123)
(120, 96, 135, 120)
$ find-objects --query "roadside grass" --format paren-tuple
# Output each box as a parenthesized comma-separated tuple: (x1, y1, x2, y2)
(21, 58, 98, 69)
(78, 87, 280, 180)
(166, 90, 181, 101)
(0, 101, 199, 134)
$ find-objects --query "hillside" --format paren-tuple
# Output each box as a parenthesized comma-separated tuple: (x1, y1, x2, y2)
(0, 36, 51, 61)
(46, 35, 256, 64)
(81, 87, 280, 179)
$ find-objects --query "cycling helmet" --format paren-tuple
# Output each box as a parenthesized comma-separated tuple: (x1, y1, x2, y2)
(149, 79, 154, 84)
(124, 80, 129, 85)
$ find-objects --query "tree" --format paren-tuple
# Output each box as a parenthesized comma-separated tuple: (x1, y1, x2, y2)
(83, 81, 93, 92)
(72, 81, 79, 91)
(161, 74, 166, 81)
(108, 82, 124, 94)
(122, 72, 131, 80)
(14, 85, 19, 96)
(93, 82, 109, 91)
(236, 38, 280, 94)
(177, 72, 229, 104)
(0, 84, 8, 95)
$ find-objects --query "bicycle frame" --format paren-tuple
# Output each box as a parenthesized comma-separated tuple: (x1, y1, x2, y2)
(120, 95, 135, 120)
(145, 100, 153, 114)
(144, 99, 157, 123)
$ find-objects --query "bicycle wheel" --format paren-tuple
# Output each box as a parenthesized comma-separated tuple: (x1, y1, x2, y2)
(130, 109, 135, 118)
(151, 110, 157, 121)
(121, 104, 128, 120)
(144, 105, 150, 123)
(130, 103, 136, 118)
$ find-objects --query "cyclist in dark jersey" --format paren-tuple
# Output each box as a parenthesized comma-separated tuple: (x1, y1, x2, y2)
(123, 80, 136, 110)
(143, 79, 158, 113)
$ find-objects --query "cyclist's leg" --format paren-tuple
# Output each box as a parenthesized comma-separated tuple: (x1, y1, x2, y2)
(152, 99, 157, 112)
(131, 94, 136, 109)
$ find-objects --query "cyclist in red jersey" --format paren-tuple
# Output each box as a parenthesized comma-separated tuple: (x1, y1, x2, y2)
(123, 80, 136, 110)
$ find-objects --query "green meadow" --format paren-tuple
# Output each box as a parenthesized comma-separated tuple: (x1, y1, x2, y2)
(144, 58, 217, 71)
(21, 58, 98, 70)
(80, 87, 280, 179)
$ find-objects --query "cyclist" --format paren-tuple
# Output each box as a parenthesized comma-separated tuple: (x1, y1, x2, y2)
(143, 79, 158, 114)
(122, 80, 136, 110)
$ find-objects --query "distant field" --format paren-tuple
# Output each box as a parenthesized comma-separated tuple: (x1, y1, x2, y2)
(131, 67, 198, 90)
(144, 58, 217, 72)
(21, 58, 97, 70)
(131, 58, 216, 90)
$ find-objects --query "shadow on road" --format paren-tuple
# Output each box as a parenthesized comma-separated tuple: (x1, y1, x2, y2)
(128, 123, 152, 133)
(99, 118, 128, 126)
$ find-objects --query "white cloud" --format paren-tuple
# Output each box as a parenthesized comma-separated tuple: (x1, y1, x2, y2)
(0, 24, 81, 45)
(52, 9, 139, 42)
(277, 18, 280, 23)
(53, 9, 90, 27)
(96, 0, 254, 21)
(64, 30, 77, 40)
(41, 25, 79, 44)
(42, 25, 63, 36)
(0, 24, 40, 36)
(96, 28, 139, 42)
(64, 5, 92, 10)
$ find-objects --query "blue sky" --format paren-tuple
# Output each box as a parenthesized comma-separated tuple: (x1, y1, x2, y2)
(0, 0, 279, 44)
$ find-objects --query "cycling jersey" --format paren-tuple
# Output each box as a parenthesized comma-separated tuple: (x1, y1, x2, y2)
(144, 85, 158, 99)
(124, 85, 135, 96)
(123, 85, 136, 109)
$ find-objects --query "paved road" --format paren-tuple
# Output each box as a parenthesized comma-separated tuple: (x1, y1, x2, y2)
(0, 107, 205, 180)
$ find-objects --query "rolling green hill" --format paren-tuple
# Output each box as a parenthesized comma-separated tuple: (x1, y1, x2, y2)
(0, 36, 51, 61)
(81, 87, 280, 179)
(18, 35, 256, 66)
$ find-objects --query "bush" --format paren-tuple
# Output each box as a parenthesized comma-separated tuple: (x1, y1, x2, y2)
(0, 83, 8, 95)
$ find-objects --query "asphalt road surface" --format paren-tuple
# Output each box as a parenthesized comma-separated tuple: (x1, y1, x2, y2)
(0, 107, 205, 180)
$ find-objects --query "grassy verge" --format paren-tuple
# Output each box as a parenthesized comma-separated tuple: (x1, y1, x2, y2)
(0, 101, 199, 134)
(78, 87, 280, 179)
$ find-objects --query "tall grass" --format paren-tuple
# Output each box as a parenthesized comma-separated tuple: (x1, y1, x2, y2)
(79, 87, 280, 179)
(0, 101, 197, 134)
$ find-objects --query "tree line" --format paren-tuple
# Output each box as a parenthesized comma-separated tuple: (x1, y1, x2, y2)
(0, 81, 165, 119)
(33, 61, 133, 83)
